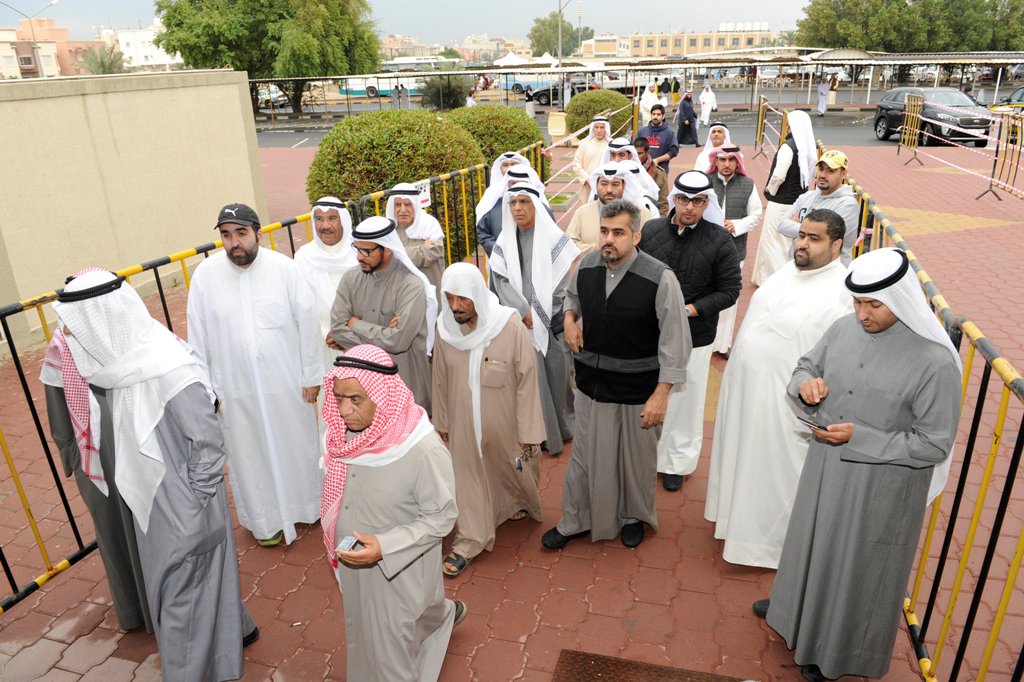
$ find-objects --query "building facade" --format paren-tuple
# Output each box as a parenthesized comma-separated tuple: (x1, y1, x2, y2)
(0, 27, 60, 79)
(583, 23, 774, 60)
(98, 19, 182, 72)
(14, 18, 106, 76)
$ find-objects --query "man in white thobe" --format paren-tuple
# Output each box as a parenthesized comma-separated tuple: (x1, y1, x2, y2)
(602, 137, 660, 199)
(322, 344, 464, 682)
(705, 209, 852, 568)
(817, 78, 829, 116)
(567, 162, 652, 257)
(476, 156, 547, 257)
(294, 196, 358, 370)
(572, 116, 610, 202)
(187, 203, 324, 546)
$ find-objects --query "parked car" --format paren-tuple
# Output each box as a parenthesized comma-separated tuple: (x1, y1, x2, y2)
(991, 85, 1024, 113)
(873, 87, 991, 148)
(257, 85, 289, 109)
(530, 81, 599, 106)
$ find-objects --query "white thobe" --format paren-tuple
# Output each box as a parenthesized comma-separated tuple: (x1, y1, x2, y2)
(817, 83, 829, 115)
(187, 249, 324, 544)
(705, 259, 852, 568)
(294, 245, 356, 371)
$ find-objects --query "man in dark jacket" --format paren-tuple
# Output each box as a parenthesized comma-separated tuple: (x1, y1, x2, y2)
(639, 170, 741, 491)
(637, 104, 679, 175)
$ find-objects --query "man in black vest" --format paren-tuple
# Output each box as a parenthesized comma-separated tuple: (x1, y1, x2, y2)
(542, 199, 690, 550)
(639, 170, 742, 492)
(708, 145, 762, 355)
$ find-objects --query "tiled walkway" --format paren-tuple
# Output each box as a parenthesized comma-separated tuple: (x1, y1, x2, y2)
(1, 131, 1021, 681)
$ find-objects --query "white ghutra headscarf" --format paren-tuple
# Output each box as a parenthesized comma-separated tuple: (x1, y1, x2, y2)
(668, 170, 726, 227)
(437, 263, 517, 456)
(385, 183, 445, 242)
(785, 110, 818, 190)
(52, 270, 211, 532)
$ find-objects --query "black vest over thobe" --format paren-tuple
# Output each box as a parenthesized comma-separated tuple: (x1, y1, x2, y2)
(712, 174, 755, 261)
(764, 136, 804, 205)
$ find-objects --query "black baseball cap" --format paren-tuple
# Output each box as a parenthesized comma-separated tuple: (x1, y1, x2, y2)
(215, 203, 261, 230)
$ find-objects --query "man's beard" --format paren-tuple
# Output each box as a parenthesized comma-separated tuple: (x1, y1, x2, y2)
(228, 245, 258, 266)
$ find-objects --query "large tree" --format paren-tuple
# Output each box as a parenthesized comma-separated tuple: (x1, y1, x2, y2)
(528, 11, 594, 57)
(155, 0, 379, 113)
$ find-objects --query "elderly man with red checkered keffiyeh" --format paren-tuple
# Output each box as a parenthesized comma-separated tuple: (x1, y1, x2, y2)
(321, 344, 465, 682)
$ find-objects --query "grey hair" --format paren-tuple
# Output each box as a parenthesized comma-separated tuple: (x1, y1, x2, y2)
(600, 199, 641, 232)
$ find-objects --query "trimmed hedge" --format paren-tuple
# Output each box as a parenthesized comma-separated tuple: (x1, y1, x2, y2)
(564, 89, 634, 141)
(445, 105, 544, 162)
(306, 109, 485, 202)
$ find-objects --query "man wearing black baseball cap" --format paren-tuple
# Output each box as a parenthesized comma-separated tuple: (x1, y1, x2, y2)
(187, 202, 326, 547)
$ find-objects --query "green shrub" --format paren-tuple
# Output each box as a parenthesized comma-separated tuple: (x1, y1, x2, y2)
(306, 109, 484, 201)
(306, 110, 486, 261)
(420, 73, 474, 111)
(445, 105, 544, 162)
(565, 89, 634, 141)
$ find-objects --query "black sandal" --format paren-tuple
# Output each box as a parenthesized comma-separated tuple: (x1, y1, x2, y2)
(442, 553, 469, 578)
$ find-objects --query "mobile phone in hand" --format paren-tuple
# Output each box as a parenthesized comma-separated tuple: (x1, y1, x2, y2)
(796, 416, 828, 430)
(336, 535, 362, 553)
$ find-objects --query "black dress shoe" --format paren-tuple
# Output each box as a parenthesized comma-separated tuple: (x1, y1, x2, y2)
(801, 664, 829, 681)
(662, 474, 685, 491)
(752, 599, 770, 619)
(452, 600, 468, 628)
(541, 526, 588, 549)
(621, 522, 644, 548)
(242, 626, 260, 648)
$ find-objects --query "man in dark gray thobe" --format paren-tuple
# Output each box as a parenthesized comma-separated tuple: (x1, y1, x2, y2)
(488, 183, 580, 455)
(331, 216, 437, 412)
(543, 199, 690, 550)
(40, 324, 152, 634)
(754, 247, 962, 681)
(53, 269, 256, 682)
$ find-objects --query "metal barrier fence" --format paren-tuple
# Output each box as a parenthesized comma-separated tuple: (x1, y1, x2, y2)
(0, 143, 544, 616)
(832, 164, 1024, 680)
(752, 96, 789, 160)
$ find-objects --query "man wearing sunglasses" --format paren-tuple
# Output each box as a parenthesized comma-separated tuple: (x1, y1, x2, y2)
(638, 171, 742, 492)
(330, 216, 438, 413)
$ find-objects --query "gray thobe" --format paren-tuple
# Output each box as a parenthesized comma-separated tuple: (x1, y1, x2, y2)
(334, 431, 459, 682)
(768, 316, 961, 679)
(44, 385, 152, 633)
(398, 225, 445, 305)
(127, 382, 255, 682)
(432, 316, 547, 559)
(557, 249, 691, 541)
(491, 226, 574, 454)
(331, 259, 432, 412)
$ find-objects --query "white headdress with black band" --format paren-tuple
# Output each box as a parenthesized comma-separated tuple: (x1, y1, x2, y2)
(667, 170, 726, 227)
(475, 152, 530, 218)
(385, 183, 445, 242)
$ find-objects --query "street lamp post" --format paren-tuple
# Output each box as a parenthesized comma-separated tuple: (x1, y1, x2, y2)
(0, 0, 59, 78)
(556, 0, 572, 111)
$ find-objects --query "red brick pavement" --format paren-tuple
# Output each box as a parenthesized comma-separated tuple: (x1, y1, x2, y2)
(1, 136, 1021, 681)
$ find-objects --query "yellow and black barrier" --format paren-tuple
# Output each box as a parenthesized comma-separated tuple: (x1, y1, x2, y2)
(752, 96, 769, 159)
(978, 111, 1024, 201)
(827, 157, 1024, 679)
(898, 93, 925, 166)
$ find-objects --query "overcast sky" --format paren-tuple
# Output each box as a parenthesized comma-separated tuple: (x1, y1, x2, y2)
(6, 0, 802, 43)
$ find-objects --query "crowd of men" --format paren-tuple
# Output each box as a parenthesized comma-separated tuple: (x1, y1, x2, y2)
(41, 111, 961, 682)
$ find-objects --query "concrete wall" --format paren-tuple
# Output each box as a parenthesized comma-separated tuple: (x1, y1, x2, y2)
(0, 69, 266, 351)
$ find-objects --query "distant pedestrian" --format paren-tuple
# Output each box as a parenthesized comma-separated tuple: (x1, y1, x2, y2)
(400, 84, 410, 109)
(674, 91, 699, 147)
(699, 85, 717, 126)
(816, 78, 828, 116)
(391, 86, 400, 110)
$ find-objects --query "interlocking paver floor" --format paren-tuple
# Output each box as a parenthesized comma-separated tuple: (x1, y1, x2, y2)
(1, 127, 1022, 681)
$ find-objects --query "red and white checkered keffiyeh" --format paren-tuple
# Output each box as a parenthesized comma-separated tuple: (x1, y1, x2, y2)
(320, 344, 427, 567)
(41, 328, 106, 493)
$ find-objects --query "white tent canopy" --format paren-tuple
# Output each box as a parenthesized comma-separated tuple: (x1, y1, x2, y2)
(536, 52, 559, 67)
(494, 51, 530, 67)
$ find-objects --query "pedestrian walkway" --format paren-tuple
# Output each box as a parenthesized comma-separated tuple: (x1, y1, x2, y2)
(1, 133, 1020, 681)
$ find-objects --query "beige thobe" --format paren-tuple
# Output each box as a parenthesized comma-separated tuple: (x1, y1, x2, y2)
(335, 431, 459, 682)
(572, 138, 609, 201)
(399, 226, 445, 305)
(432, 316, 546, 559)
(330, 259, 432, 412)
(567, 201, 653, 257)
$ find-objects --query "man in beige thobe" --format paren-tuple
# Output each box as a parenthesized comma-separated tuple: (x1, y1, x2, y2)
(432, 263, 546, 577)
(386, 183, 446, 299)
(567, 162, 653, 258)
(571, 115, 610, 201)
(331, 216, 437, 412)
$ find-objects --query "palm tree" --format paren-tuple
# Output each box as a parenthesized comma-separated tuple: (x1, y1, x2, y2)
(81, 45, 126, 74)
(774, 30, 798, 47)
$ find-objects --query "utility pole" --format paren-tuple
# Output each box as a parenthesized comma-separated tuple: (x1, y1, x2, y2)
(557, 0, 571, 111)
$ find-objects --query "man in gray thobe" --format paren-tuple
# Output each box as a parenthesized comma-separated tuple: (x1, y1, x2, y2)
(321, 344, 465, 682)
(331, 216, 437, 412)
(542, 199, 690, 550)
(488, 183, 579, 455)
(53, 269, 256, 682)
(40, 326, 152, 633)
(755, 247, 962, 681)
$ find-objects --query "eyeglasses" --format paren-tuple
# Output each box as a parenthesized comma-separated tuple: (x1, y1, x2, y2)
(675, 196, 708, 208)
(351, 244, 383, 257)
